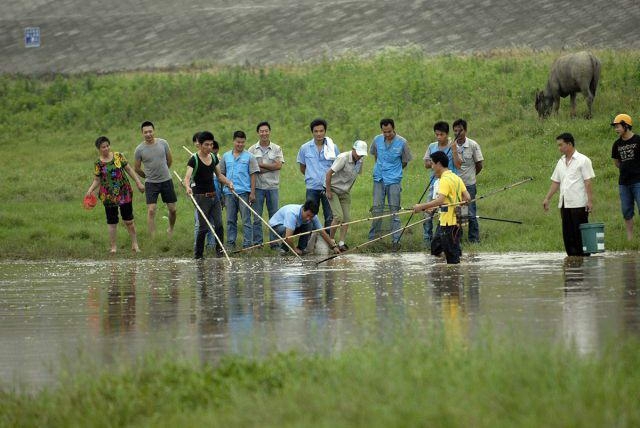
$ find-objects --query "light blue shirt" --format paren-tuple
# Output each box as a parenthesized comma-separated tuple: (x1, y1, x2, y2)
(268, 204, 322, 231)
(220, 150, 260, 195)
(296, 138, 340, 190)
(371, 134, 412, 184)
(425, 142, 458, 181)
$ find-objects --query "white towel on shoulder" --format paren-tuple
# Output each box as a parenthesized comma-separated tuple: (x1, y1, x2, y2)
(323, 137, 337, 161)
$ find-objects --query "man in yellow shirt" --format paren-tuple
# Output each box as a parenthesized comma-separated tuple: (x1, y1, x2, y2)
(414, 151, 471, 264)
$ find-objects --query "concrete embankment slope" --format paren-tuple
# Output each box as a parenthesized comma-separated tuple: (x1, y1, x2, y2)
(1, 0, 639, 74)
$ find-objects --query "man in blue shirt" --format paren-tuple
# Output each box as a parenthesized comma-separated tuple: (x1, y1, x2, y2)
(422, 121, 459, 246)
(368, 118, 413, 249)
(297, 118, 340, 229)
(220, 130, 260, 249)
(268, 200, 340, 255)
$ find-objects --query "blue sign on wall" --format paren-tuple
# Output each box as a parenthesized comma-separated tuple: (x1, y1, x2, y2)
(24, 27, 41, 48)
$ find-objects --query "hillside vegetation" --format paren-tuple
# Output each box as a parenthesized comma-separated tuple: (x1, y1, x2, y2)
(1, 49, 639, 259)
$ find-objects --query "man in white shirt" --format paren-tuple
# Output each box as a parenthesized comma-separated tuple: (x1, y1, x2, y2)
(543, 133, 595, 256)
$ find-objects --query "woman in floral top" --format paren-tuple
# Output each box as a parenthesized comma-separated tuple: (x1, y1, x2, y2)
(85, 136, 145, 253)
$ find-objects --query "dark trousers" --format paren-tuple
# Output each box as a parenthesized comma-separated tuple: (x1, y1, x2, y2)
(194, 194, 223, 259)
(305, 189, 333, 229)
(431, 225, 462, 264)
(560, 206, 589, 256)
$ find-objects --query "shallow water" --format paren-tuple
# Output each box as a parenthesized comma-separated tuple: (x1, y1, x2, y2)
(1, 252, 638, 390)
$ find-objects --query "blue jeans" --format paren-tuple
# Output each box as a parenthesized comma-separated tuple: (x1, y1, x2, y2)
(619, 182, 640, 220)
(422, 181, 436, 244)
(368, 182, 402, 242)
(272, 223, 311, 251)
(466, 183, 479, 242)
(252, 188, 279, 246)
(225, 193, 253, 248)
(306, 188, 333, 228)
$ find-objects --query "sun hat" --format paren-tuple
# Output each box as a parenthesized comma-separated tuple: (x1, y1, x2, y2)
(353, 140, 368, 156)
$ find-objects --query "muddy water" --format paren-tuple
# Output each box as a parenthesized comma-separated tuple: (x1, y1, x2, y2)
(1, 252, 638, 390)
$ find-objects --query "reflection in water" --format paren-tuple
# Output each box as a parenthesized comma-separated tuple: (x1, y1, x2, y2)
(562, 257, 599, 353)
(372, 259, 405, 342)
(105, 261, 137, 335)
(622, 255, 639, 336)
(1, 253, 639, 390)
(430, 265, 480, 344)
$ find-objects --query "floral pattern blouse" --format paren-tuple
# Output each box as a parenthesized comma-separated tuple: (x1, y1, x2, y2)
(94, 152, 133, 207)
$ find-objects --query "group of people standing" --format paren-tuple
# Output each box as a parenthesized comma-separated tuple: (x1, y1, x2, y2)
(542, 113, 640, 256)
(85, 112, 639, 262)
(85, 117, 486, 263)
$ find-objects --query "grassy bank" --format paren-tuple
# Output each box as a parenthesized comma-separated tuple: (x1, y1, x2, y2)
(1, 49, 639, 259)
(2, 330, 639, 427)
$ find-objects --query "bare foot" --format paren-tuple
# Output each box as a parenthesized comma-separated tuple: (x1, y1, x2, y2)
(132, 246, 141, 253)
(109, 248, 117, 254)
(167, 227, 174, 238)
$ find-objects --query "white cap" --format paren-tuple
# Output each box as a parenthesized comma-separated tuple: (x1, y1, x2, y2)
(353, 140, 368, 156)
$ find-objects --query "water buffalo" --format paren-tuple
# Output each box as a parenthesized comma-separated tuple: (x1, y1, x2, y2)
(535, 51, 601, 119)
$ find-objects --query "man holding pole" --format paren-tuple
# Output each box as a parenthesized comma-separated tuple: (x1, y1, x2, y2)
(542, 132, 595, 256)
(368, 118, 412, 251)
(325, 140, 368, 252)
(268, 200, 340, 256)
(220, 130, 260, 249)
(414, 151, 470, 264)
(183, 131, 234, 259)
(423, 121, 458, 247)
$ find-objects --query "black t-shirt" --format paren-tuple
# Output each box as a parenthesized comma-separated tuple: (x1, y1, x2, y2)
(611, 134, 640, 185)
(187, 153, 218, 193)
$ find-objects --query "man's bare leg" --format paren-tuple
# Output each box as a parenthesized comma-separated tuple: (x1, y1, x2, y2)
(147, 203, 157, 237)
(167, 202, 177, 237)
(625, 218, 634, 241)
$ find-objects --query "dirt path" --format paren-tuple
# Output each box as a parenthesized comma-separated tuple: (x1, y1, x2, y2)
(1, 0, 639, 73)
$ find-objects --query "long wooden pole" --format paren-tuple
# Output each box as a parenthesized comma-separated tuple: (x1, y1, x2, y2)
(173, 170, 231, 264)
(228, 188, 303, 260)
(234, 208, 414, 253)
(315, 216, 431, 265)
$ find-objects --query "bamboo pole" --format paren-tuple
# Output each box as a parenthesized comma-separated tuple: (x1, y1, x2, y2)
(173, 170, 231, 264)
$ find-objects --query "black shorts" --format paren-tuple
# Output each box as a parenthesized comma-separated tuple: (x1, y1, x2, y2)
(145, 179, 177, 205)
(105, 202, 134, 225)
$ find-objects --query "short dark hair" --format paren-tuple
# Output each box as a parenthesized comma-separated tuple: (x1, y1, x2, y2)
(198, 131, 214, 144)
(212, 140, 219, 150)
(433, 121, 449, 134)
(556, 132, 575, 146)
(94, 135, 110, 149)
(233, 130, 247, 140)
(302, 199, 319, 215)
(452, 119, 467, 131)
(309, 118, 327, 132)
(192, 132, 200, 143)
(140, 121, 154, 130)
(430, 151, 449, 168)
(380, 118, 395, 129)
(256, 121, 271, 132)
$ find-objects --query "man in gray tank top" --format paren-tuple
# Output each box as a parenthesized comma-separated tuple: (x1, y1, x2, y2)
(134, 121, 177, 237)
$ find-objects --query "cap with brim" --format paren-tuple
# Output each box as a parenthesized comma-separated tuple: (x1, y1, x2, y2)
(353, 140, 368, 156)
